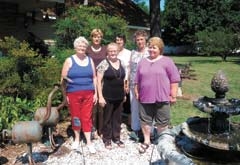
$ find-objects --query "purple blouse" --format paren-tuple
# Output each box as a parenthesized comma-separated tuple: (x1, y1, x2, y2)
(135, 56, 180, 103)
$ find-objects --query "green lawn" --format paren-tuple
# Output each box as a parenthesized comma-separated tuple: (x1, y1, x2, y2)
(170, 56, 240, 125)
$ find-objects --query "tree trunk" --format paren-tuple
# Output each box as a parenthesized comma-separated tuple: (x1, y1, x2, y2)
(150, 0, 161, 37)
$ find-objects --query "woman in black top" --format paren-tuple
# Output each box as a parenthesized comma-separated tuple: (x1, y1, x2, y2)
(97, 42, 127, 149)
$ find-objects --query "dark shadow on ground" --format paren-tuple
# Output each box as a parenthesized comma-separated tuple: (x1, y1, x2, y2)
(0, 156, 8, 164)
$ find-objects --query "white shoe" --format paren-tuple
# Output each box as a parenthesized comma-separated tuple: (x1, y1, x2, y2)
(87, 144, 96, 154)
(71, 141, 79, 150)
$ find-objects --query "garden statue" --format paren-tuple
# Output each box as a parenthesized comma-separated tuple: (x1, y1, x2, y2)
(1, 83, 66, 164)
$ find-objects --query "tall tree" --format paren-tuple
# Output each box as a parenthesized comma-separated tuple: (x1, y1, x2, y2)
(150, 0, 161, 37)
(133, 0, 162, 37)
(162, 0, 240, 45)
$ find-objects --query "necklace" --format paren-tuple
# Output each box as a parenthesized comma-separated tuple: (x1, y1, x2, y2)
(91, 46, 101, 52)
(109, 60, 122, 79)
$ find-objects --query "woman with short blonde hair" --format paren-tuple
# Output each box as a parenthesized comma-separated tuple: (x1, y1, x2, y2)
(135, 37, 180, 154)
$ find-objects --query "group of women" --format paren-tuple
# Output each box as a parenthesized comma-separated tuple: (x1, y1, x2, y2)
(60, 28, 180, 154)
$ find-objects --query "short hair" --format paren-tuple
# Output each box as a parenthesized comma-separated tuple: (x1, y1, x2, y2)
(90, 29, 103, 38)
(133, 30, 148, 42)
(115, 34, 126, 43)
(73, 36, 89, 48)
(148, 37, 165, 54)
(106, 42, 120, 52)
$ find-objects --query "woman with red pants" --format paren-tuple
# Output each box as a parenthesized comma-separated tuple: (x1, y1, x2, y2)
(61, 36, 97, 154)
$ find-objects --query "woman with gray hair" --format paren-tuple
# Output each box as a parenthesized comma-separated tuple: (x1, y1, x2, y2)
(61, 36, 97, 154)
(97, 42, 127, 149)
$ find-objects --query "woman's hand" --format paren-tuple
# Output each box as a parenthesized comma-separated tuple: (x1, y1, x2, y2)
(93, 93, 98, 105)
(135, 93, 139, 100)
(170, 96, 177, 105)
(134, 84, 139, 100)
(124, 80, 129, 94)
(125, 86, 129, 94)
(123, 95, 127, 102)
(99, 96, 106, 108)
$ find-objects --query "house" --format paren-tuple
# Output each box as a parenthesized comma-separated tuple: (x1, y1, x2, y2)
(87, 0, 150, 30)
(0, 0, 149, 45)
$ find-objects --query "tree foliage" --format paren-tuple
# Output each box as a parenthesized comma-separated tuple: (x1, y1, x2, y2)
(54, 6, 129, 48)
(0, 36, 61, 99)
(132, 0, 149, 14)
(162, 0, 240, 46)
(196, 28, 240, 61)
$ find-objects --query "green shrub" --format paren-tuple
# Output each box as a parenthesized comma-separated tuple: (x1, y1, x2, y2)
(54, 6, 129, 48)
(0, 95, 38, 131)
(0, 36, 62, 99)
(196, 28, 240, 61)
(49, 47, 74, 64)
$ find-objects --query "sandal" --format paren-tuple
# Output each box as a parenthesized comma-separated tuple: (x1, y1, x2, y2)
(104, 141, 112, 150)
(138, 143, 149, 154)
(113, 140, 125, 148)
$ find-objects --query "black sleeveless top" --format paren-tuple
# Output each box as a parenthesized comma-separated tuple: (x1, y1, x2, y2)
(102, 59, 125, 101)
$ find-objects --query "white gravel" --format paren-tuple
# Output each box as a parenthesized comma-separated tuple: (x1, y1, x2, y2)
(16, 124, 166, 165)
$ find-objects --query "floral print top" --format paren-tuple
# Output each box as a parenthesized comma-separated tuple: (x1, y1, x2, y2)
(129, 48, 149, 88)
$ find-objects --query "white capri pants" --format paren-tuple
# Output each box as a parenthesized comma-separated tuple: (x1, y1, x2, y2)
(130, 88, 143, 131)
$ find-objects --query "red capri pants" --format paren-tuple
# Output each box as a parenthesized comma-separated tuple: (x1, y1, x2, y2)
(67, 90, 93, 132)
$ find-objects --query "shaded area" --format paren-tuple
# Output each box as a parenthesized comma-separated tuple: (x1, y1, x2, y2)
(88, 0, 149, 27)
(0, 156, 8, 165)
(182, 117, 240, 151)
(176, 132, 240, 164)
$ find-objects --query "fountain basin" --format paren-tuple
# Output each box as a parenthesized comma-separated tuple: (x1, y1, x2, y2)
(181, 117, 240, 151)
(157, 124, 240, 165)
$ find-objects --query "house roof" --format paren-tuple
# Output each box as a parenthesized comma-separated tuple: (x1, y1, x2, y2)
(87, 0, 149, 28)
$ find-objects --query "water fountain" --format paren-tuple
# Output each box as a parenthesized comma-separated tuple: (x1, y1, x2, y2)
(157, 70, 240, 165)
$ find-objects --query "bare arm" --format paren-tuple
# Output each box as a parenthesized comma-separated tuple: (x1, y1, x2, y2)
(121, 60, 129, 94)
(61, 57, 72, 83)
(90, 58, 98, 104)
(134, 84, 139, 100)
(60, 57, 72, 105)
(97, 71, 106, 107)
(170, 82, 178, 103)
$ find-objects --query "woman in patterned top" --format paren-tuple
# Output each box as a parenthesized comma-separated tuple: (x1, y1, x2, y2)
(129, 30, 149, 142)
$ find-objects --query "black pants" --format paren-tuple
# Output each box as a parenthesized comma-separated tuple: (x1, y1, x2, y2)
(92, 103, 103, 135)
(123, 93, 131, 114)
(102, 100, 123, 143)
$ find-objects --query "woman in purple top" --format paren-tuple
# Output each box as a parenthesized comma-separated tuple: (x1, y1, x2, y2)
(134, 37, 180, 154)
